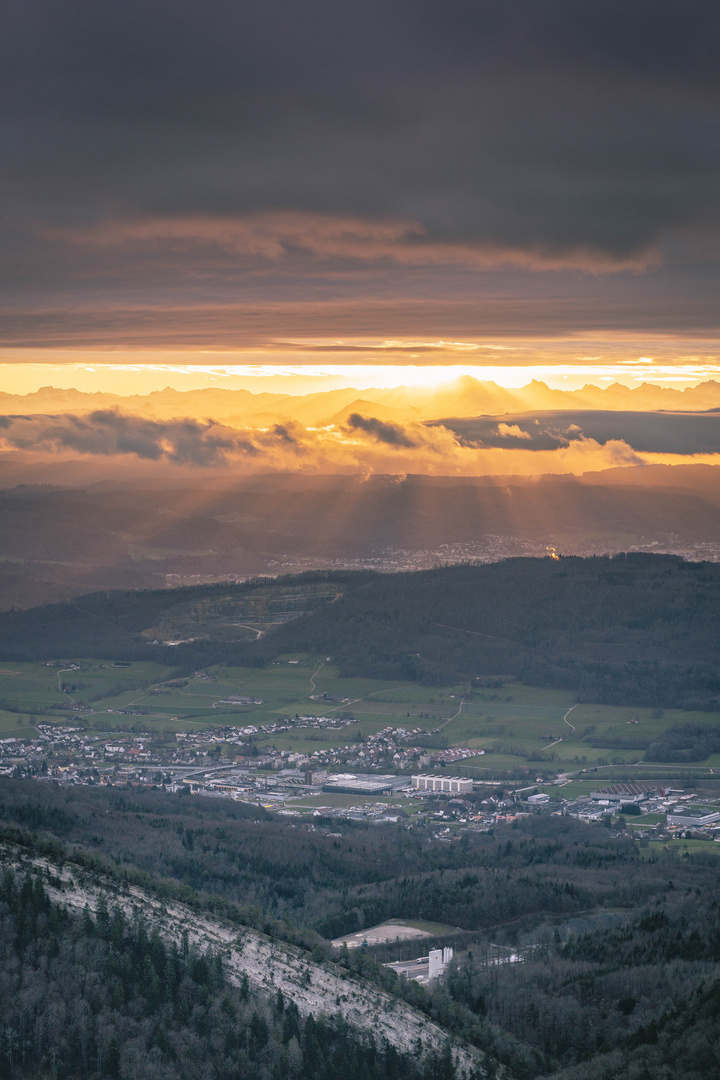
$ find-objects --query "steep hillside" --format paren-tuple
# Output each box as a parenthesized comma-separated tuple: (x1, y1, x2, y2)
(0, 852, 480, 1080)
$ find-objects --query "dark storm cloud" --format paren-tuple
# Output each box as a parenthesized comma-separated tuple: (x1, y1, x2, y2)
(346, 413, 418, 447)
(0, 410, 264, 465)
(3, 0, 720, 339)
(430, 411, 720, 454)
(3, 1, 720, 253)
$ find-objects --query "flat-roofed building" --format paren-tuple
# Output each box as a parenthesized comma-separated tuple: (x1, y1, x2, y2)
(590, 784, 655, 804)
(412, 774, 473, 795)
(667, 807, 720, 827)
(323, 773, 404, 795)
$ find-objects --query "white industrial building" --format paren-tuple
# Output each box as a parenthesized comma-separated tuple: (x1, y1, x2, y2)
(590, 784, 655, 804)
(385, 946, 454, 984)
(412, 774, 473, 795)
(429, 947, 454, 978)
(667, 807, 720, 828)
(323, 773, 406, 794)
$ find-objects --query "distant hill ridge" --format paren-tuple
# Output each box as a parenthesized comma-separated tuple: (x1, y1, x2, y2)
(0, 554, 718, 709)
(3, 377, 720, 426)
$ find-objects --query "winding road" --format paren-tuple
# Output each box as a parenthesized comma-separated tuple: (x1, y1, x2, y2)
(308, 663, 324, 694)
(436, 697, 465, 730)
(563, 704, 578, 733)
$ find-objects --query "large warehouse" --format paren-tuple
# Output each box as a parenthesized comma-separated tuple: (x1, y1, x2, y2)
(323, 774, 405, 795)
(412, 775, 473, 795)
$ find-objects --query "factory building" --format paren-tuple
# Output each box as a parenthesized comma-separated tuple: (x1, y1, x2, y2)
(385, 946, 454, 984)
(590, 784, 655, 804)
(412, 774, 473, 795)
(323, 773, 406, 795)
(429, 947, 454, 979)
(667, 807, 720, 828)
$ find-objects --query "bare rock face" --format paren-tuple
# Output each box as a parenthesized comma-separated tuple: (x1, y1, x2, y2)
(1, 843, 488, 1079)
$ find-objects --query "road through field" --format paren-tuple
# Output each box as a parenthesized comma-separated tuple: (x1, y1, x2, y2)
(436, 698, 465, 730)
(309, 662, 323, 694)
(563, 704, 578, 733)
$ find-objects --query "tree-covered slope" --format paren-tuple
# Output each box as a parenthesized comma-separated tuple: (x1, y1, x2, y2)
(1, 554, 719, 707)
(0, 865, 465, 1080)
(254, 555, 720, 707)
(4, 780, 720, 1078)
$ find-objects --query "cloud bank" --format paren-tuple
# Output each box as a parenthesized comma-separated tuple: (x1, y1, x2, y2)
(1, 407, 719, 478)
(0, 411, 271, 466)
(5, 0, 719, 260)
(431, 411, 720, 455)
(2, 1, 720, 345)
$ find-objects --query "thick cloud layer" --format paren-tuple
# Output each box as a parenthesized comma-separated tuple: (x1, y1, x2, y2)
(0, 411, 272, 466)
(2, 1, 720, 344)
(4, 0, 719, 254)
(346, 413, 418, 447)
(431, 411, 720, 454)
(0, 407, 719, 476)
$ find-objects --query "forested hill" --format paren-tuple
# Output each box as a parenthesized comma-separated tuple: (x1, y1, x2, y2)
(1, 554, 719, 708)
(252, 555, 720, 706)
(0, 864, 465, 1080)
(4, 778, 720, 1079)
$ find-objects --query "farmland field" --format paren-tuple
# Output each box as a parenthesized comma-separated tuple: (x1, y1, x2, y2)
(640, 837, 720, 858)
(2, 656, 720, 780)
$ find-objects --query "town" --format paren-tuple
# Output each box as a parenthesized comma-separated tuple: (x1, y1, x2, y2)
(2, 719, 719, 840)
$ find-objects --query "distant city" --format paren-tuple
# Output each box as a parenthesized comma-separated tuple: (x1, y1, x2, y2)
(264, 536, 720, 578)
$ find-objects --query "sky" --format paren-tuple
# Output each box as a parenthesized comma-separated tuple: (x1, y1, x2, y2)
(2, 1, 720, 476)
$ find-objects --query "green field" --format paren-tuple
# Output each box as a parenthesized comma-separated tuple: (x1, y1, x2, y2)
(3, 657, 720, 783)
(640, 838, 720, 858)
(0, 660, 177, 735)
(385, 919, 460, 936)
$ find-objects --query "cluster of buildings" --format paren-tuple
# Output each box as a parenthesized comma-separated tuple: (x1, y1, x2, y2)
(521, 783, 720, 838)
(175, 713, 357, 749)
(266, 536, 547, 574)
(0, 724, 138, 777)
(421, 746, 483, 766)
(342, 727, 427, 770)
(309, 726, 480, 773)
(184, 537, 720, 582)
(4, 720, 720, 840)
(386, 947, 455, 985)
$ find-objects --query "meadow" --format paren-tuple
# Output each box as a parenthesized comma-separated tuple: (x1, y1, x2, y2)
(2, 655, 720, 782)
(640, 837, 720, 858)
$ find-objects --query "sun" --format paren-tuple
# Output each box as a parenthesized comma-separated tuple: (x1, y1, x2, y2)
(0, 343, 719, 398)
